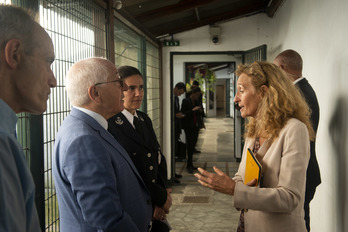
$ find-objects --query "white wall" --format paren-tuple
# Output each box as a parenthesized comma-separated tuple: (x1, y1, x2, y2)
(271, 1, 348, 231)
(162, 0, 348, 230)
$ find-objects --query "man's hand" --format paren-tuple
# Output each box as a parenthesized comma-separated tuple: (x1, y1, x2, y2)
(176, 112, 185, 118)
(162, 188, 172, 214)
(192, 106, 200, 111)
(194, 166, 235, 196)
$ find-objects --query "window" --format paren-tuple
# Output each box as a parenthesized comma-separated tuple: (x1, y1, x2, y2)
(39, 0, 107, 230)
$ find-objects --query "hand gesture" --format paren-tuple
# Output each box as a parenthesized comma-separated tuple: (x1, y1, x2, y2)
(194, 166, 235, 196)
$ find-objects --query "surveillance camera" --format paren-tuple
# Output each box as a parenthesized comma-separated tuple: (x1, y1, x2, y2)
(212, 36, 219, 44)
(209, 25, 221, 44)
(113, 0, 122, 10)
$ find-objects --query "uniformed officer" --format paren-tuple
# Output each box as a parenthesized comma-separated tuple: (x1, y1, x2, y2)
(108, 66, 172, 232)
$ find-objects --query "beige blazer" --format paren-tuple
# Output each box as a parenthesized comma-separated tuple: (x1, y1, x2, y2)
(233, 118, 310, 232)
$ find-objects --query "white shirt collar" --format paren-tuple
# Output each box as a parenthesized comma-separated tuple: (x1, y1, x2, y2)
(122, 109, 138, 128)
(293, 76, 305, 85)
(74, 106, 108, 130)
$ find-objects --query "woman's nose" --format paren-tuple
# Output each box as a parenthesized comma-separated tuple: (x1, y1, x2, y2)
(234, 94, 239, 103)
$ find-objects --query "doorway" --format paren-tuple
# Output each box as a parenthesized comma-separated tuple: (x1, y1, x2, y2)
(216, 79, 225, 117)
(184, 61, 236, 118)
(169, 46, 267, 180)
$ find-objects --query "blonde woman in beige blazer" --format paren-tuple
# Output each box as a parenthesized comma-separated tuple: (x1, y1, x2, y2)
(195, 61, 315, 232)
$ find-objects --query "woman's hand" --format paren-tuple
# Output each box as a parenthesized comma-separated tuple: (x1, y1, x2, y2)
(246, 178, 257, 187)
(194, 166, 236, 196)
(153, 206, 166, 221)
(162, 188, 172, 214)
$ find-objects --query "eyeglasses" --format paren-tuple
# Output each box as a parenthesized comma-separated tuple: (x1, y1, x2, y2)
(94, 79, 123, 87)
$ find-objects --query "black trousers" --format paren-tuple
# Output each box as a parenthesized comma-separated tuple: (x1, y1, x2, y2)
(304, 186, 316, 232)
(184, 126, 200, 167)
(174, 126, 180, 157)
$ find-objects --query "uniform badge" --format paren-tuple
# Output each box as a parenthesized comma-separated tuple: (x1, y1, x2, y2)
(115, 117, 123, 125)
(139, 115, 144, 122)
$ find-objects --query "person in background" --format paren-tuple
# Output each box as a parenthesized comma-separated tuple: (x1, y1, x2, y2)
(52, 58, 152, 232)
(187, 80, 204, 153)
(195, 61, 314, 232)
(0, 5, 57, 231)
(274, 49, 321, 231)
(173, 82, 186, 182)
(108, 66, 172, 232)
(181, 87, 202, 173)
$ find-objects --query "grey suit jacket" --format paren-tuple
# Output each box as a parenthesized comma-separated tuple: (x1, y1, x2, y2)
(53, 108, 152, 232)
(233, 118, 310, 232)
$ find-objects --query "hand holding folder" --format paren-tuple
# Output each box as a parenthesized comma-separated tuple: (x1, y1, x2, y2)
(244, 148, 262, 186)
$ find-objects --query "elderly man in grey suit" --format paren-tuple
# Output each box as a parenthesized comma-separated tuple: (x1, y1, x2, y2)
(52, 57, 152, 232)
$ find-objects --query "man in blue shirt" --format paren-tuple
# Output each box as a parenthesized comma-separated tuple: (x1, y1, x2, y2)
(0, 5, 57, 232)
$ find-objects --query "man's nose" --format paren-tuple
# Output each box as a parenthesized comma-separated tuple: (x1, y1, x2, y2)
(48, 71, 57, 88)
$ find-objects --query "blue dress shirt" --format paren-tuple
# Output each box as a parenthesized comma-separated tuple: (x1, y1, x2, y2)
(0, 99, 41, 232)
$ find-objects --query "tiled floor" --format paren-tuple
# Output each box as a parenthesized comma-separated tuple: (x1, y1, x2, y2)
(167, 116, 241, 232)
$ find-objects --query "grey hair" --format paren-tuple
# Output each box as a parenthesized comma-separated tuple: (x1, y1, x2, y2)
(66, 57, 110, 107)
(0, 4, 39, 54)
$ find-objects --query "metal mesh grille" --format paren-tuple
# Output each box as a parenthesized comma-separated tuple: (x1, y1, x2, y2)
(114, 18, 142, 68)
(114, 19, 161, 143)
(146, 41, 161, 143)
(16, 113, 31, 163)
(39, 0, 107, 230)
(6, 1, 161, 231)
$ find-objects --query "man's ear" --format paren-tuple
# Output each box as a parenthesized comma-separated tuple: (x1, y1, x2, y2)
(87, 85, 101, 103)
(4, 39, 22, 69)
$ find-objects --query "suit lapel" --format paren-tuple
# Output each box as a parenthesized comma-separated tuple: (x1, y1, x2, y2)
(70, 108, 144, 182)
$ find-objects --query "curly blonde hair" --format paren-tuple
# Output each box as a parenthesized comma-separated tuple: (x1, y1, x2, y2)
(236, 61, 314, 143)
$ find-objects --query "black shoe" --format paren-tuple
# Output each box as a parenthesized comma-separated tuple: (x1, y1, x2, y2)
(175, 173, 182, 178)
(193, 149, 201, 154)
(174, 179, 181, 184)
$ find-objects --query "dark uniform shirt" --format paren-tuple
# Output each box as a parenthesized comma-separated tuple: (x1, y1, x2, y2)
(108, 110, 168, 207)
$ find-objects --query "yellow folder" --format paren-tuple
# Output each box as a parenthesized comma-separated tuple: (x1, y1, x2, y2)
(244, 148, 262, 186)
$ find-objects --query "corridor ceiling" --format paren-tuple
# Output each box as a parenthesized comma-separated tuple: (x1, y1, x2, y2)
(116, 0, 285, 41)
